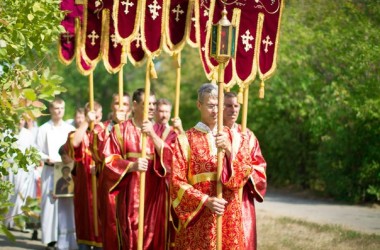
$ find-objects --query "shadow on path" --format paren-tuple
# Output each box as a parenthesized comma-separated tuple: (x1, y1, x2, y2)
(0, 230, 44, 250)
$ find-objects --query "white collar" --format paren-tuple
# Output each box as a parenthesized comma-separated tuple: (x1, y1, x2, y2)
(194, 122, 217, 135)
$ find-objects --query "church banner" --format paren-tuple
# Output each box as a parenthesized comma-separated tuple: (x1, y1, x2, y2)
(59, 0, 93, 75)
(196, 0, 284, 88)
(82, 0, 105, 65)
(164, 0, 192, 54)
(187, 2, 198, 48)
(141, 0, 166, 57)
(102, 0, 125, 73)
(112, 0, 141, 44)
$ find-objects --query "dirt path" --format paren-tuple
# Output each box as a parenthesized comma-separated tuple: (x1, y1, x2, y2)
(256, 189, 380, 235)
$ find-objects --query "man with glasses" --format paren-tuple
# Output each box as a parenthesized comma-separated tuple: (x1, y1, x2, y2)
(170, 83, 254, 249)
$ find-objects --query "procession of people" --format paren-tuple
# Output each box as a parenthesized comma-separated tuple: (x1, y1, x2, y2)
(4, 83, 267, 250)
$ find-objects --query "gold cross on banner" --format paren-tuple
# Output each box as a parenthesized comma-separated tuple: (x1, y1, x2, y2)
(262, 35, 273, 53)
(62, 32, 74, 44)
(88, 30, 99, 46)
(148, 0, 161, 20)
(134, 32, 142, 48)
(172, 4, 184, 22)
(111, 34, 119, 48)
(241, 30, 254, 52)
(121, 0, 134, 15)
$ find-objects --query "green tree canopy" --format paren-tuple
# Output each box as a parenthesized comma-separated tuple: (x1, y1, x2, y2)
(0, 0, 66, 236)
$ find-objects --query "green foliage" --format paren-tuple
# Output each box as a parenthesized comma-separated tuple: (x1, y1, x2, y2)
(15, 196, 41, 230)
(0, 180, 15, 241)
(251, 0, 380, 202)
(0, 0, 64, 64)
(0, 0, 65, 238)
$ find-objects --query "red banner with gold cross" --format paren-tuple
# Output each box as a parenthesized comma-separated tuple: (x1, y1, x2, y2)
(256, 0, 284, 84)
(164, 0, 192, 54)
(187, 2, 198, 48)
(112, 0, 141, 44)
(197, 0, 284, 89)
(82, 0, 106, 66)
(128, 29, 147, 66)
(141, 0, 165, 57)
(58, 0, 92, 75)
(102, 0, 125, 73)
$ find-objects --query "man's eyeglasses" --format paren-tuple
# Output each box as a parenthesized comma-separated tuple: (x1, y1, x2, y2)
(202, 103, 218, 110)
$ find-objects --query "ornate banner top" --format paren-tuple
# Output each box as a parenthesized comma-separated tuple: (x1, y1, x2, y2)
(59, 0, 284, 90)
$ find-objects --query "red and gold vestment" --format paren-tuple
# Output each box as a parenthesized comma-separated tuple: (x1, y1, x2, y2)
(171, 123, 254, 249)
(90, 120, 119, 250)
(231, 124, 267, 250)
(65, 131, 102, 247)
(103, 119, 176, 250)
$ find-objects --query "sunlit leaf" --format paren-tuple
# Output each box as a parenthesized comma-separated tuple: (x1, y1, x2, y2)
(27, 14, 34, 21)
(23, 88, 37, 101)
(32, 3, 42, 12)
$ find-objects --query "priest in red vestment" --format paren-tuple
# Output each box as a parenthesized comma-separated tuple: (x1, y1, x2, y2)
(65, 101, 103, 249)
(223, 92, 267, 250)
(103, 88, 177, 249)
(171, 83, 254, 249)
(89, 93, 130, 250)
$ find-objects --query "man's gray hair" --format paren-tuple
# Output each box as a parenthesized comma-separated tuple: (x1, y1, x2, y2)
(197, 83, 218, 103)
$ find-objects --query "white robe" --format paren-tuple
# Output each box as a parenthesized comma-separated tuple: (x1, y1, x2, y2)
(5, 127, 39, 229)
(36, 120, 75, 244)
(57, 198, 78, 250)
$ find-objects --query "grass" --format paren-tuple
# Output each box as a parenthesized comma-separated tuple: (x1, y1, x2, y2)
(257, 214, 380, 250)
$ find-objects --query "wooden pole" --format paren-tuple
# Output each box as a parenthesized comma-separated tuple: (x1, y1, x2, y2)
(173, 52, 181, 118)
(118, 65, 124, 111)
(88, 72, 94, 129)
(88, 72, 99, 236)
(216, 63, 225, 250)
(241, 85, 249, 133)
(137, 59, 152, 250)
(238, 85, 250, 202)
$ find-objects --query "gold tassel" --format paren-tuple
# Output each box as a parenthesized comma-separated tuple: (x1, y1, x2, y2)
(259, 81, 265, 99)
(237, 86, 244, 104)
(149, 60, 158, 79)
